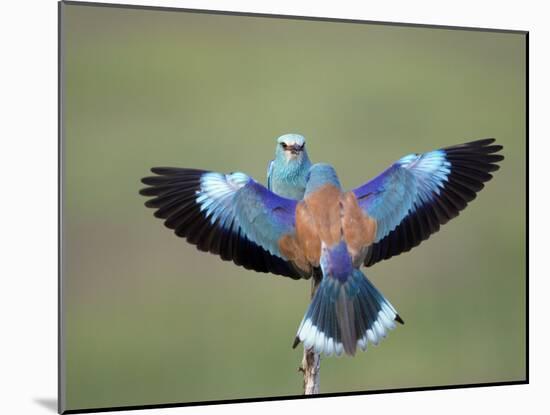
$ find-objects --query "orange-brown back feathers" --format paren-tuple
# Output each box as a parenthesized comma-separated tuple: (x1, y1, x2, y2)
(278, 184, 377, 272)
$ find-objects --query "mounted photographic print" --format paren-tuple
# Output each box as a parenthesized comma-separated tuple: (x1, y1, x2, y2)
(59, 1, 528, 413)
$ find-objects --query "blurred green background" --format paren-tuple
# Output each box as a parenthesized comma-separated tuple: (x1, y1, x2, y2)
(61, 3, 526, 411)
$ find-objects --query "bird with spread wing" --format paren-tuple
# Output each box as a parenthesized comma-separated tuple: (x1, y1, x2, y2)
(140, 138, 503, 356)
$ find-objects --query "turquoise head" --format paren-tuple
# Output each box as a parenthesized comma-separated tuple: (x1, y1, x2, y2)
(269, 133, 312, 200)
(275, 134, 308, 165)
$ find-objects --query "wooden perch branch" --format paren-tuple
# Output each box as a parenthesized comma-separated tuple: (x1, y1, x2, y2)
(299, 277, 321, 395)
(301, 345, 321, 394)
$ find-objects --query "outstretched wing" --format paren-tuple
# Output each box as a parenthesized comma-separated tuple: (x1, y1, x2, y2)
(140, 167, 303, 279)
(352, 138, 504, 267)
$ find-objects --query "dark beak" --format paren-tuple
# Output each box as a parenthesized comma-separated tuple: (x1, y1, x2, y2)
(289, 144, 303, 155)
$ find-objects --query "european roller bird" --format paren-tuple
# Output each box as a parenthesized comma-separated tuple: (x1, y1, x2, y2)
(267, 134, 312, 200)
(140, 138, 503, 356)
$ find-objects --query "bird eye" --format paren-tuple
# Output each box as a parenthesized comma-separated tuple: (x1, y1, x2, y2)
(281, 143, 288, 149)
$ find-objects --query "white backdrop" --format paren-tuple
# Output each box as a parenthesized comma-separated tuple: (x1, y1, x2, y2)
(1, 0, 542, 414)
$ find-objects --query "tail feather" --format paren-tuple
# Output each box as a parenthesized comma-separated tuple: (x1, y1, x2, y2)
(294, 269, 401, 357)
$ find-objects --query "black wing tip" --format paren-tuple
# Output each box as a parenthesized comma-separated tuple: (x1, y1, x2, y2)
(446, 138, 504, 175)
(395, 314, 405, 325)
(292, 336, 301, 349)
(140, 167, 207, 198)
(447, 138, 504, 154)
(140, 176, 155, 186)
(150, 166, 185, 175)
(478, 137, 495, 145)
(150, 166, 172, 174)
(151, 166, 209, 175)
(145, 166, 208, 176)
(465, 137, 496, 147)
(143, 198, 157, 208)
